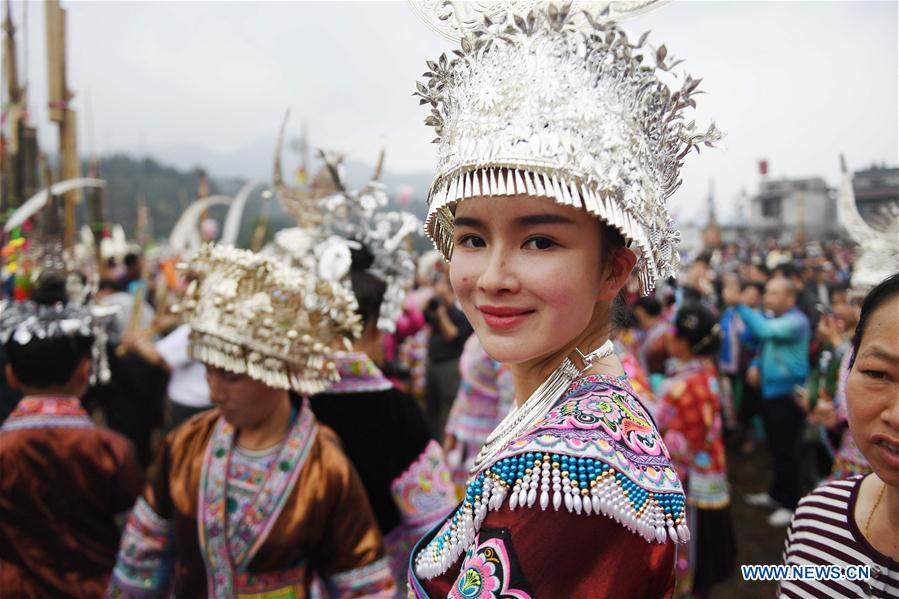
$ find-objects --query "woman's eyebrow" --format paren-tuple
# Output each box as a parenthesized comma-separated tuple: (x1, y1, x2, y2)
(860, 345, 898, 363)
(514, 213, 577, 226)
(453, 216, 485, 229)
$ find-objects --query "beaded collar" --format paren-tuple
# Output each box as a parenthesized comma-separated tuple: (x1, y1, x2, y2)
(413, 372, 688, 580)
(0, 396, 94, 432)
(317, 352, 394, 395)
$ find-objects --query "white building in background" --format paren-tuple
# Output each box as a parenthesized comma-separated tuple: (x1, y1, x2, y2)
(747, 164, 898, 242)
(749, 176, 837, 241)
(852, 164, 899, 233)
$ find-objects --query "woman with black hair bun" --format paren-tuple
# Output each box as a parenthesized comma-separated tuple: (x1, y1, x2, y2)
(658, 302, 737, 597)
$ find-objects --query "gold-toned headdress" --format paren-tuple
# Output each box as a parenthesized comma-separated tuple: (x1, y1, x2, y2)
(174, 244, 362, 395)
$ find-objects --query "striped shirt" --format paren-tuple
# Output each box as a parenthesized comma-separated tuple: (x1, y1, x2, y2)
(780, 476, 899, 598)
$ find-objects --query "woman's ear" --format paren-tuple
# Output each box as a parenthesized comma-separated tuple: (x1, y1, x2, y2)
(597, 247, 637, 302)
(5, 364, 22, 391)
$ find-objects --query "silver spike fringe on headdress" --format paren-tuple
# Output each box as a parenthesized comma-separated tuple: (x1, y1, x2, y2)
(837, 155, 899, 300)
(0, 300, 116, 384)
(271, 148, 421, 334)
(414, 2, 721, 293)
(173, 244, 362, 395)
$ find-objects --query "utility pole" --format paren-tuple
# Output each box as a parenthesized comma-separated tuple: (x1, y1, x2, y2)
(2, 0, 39, 216)
(45, 0, 80, 248)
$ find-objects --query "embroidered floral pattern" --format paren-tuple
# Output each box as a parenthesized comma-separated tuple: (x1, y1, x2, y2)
(234, 563, 308, 597)
(656, 359, 730, 509)
(0, 396, 93, 431)
(388, 440, 459, 588)
(328, 556, 395, 598)
(319, 352, 394, 394)
(392, 440, 457, 530)
(449, 536, 530, 599)
(108, 498, 175, 596)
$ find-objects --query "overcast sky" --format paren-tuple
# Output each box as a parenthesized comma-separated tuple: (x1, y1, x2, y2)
(3, 0, 897, 224)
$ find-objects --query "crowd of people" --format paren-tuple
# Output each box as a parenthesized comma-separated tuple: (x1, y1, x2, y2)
(0, 3, 896, 598)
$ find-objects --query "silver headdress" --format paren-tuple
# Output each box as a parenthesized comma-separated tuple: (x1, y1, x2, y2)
(173, 244, 362, 395)
(271, 143, 421, 334)
(837, 156, 899, 299)
(414, 2, 721, 293)
(0, 300, 116, 383)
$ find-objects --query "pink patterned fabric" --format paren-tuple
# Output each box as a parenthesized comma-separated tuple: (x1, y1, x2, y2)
(448, 535, 530, 599)
(0, 396, 93, 431)
(384, 440, 457, 587)
(391, 440, 457, 530)
(830, 349, 871, 480)
(445, 336, 515, 486)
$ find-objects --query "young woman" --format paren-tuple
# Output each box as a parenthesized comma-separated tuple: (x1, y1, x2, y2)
(407, 4, 720, 597)
(781, 273, 899, 597)
(108, 245, 394, 598)
(658, 304, 737, 597)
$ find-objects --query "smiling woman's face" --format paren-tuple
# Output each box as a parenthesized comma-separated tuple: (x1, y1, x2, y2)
(448, 194, 621, 365)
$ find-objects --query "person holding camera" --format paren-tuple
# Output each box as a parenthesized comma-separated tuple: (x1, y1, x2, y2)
(422, 275, 472, 442)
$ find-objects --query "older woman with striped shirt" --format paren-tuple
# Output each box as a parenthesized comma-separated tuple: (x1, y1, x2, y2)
(780, 272, 899, 598)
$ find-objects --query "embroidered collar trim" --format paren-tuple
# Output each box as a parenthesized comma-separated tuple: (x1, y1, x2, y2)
(413, 375, 689, 580)
(198, 400, 318, 594)
(318, 352, 394, 394)
(0, 396, 93, 431)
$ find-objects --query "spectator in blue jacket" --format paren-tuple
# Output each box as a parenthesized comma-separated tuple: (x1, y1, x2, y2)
(737, 277, 811, 527)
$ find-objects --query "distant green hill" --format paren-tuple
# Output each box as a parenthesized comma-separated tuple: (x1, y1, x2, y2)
(76, 154, 433, 253)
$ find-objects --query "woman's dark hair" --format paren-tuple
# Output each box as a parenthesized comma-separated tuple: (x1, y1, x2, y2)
(673, 302, 721, 357)
(634, 296, 662, 317)
(849, 272, 899, 369)
(348, 242, 386, 328)
(741, 281, 765, 296)
(5, 334, 94, 388)
(29, 270, 69, 305)
(596, 223, 628, 330)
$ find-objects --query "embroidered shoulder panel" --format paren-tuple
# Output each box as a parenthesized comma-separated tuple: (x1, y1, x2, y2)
(413, 375, 688, 580)
(108, 497, 175, 596)
(318, 352, 394, 394)
(328, 556, 395, 598)
(495, 375, 680, 495)
(447, 529, 532, 599)
(0, 397, 94, 432)
(390, 439, 457, 531)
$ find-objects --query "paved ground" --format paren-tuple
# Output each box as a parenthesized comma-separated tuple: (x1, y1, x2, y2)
(712, 445, 786, 598)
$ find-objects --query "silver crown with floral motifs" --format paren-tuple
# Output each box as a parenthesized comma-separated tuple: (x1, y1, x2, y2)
(174, 244, 362, 395)
(272, 150, 421, 334)
(415, 2, 721, 293)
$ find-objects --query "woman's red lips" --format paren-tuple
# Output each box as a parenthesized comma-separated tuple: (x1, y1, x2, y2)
(478, 305, 533, 316)
(477, 305, 534, 331)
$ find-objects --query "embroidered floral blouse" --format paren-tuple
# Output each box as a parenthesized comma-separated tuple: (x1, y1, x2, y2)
(408, 374, 686, 598)
(108, 402, 393, 598)
(656, 357, 730, 509)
